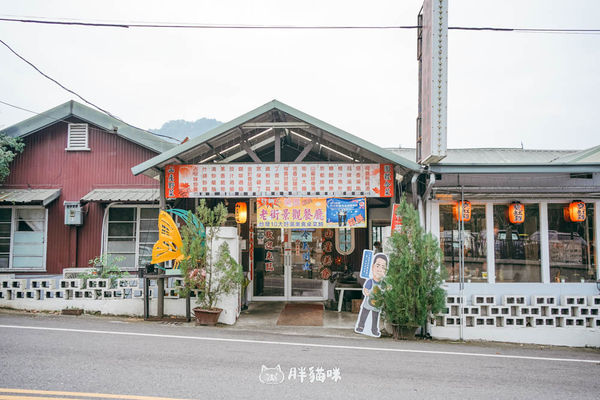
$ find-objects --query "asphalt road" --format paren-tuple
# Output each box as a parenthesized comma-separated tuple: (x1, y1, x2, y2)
(0, 311, 599, 400)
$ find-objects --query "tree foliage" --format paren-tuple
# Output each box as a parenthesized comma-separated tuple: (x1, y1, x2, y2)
(374, 195, 446, 328)
(0, 133, 24, 182)
(179, 200, 243, 310)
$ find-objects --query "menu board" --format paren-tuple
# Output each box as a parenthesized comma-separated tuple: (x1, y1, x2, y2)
(165, 163, 393, 199)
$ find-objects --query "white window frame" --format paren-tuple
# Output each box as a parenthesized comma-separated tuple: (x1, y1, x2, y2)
(432, 198, 600, 284)
(0, 205, 48, 272)
(103, 204, 159, 271)
(66, 123, 90, 151)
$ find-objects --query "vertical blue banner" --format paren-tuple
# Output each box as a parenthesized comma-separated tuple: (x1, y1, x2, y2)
(360, 249, 373, 279)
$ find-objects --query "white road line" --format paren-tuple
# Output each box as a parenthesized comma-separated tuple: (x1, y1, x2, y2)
(0, 324, 598, 364)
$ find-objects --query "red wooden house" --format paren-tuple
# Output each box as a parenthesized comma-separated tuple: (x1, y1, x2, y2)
(0, 101, 175, 275)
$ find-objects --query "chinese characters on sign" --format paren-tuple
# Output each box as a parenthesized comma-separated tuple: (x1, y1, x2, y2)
(264, 230, 275, 271)
(391, 203, 402, 233)
(256, 197, 367, 229)
(165, 163, 394, 199)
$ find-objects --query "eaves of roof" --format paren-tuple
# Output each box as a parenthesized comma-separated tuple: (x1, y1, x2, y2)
(0, 100, 175, 154)
(131, 99, 421, 177)
(428, 163, 600, 174)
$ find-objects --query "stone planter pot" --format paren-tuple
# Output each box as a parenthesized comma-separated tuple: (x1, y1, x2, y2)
(193, 307, 222, 326)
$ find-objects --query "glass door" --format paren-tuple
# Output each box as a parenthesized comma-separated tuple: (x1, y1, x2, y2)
(252, 227, 326, 301)
(252, 227, 285, 298)
(289, 229, 326, 299)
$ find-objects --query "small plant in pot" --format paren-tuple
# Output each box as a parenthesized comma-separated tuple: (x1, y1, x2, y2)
(179, 200, 243, 326)
(372, 195, 446, 340)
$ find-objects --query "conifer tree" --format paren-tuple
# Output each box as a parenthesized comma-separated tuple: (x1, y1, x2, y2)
(375, 195, 446, 332)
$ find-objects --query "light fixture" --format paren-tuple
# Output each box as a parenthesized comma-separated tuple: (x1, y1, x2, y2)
(453, 201, 471, 222)
(508, 202, 525, 224)
(235, 202, 247, 224)
(242, 122, 311, 129)
(568, 201, 586, 222)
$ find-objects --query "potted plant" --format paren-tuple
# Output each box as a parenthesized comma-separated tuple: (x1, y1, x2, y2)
(373, 196, 446, 340)
(179, 200, 244, 326)
(79, 254, 129, 289)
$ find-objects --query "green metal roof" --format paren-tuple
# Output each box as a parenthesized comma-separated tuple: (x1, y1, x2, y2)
(548, 145, 600, 164)
(0, 100, 176, 154)
(132, 99, 421, 177)
(388, 147, 600, 174)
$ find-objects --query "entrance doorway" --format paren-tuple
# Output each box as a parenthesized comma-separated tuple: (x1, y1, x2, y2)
(251, 227, 327, 301)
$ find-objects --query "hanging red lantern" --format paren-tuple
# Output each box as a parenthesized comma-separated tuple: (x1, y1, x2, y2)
(453, 201, 471, 222)
(235, 202, 247, 224)
(563, 206, 571, 222)
(508, 202, 525, 224)
(568, 201, 586, 222)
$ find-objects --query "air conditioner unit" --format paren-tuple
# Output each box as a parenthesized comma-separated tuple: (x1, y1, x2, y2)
(64, 201, 83, 225)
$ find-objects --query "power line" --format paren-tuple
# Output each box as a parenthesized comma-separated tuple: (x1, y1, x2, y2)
(0, 16, 599, 34)
(0, 38, 180, 143)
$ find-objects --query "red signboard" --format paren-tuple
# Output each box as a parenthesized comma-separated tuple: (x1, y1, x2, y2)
(391, 203, 402, 233)
(164, 163, 394, 199)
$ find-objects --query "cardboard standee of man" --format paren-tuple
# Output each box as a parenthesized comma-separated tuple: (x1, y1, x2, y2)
(355, 251, 389, 338)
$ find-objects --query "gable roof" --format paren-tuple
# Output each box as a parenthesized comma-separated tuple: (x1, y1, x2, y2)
(132, 99, 421, 178)
(0, 100, 176, 154)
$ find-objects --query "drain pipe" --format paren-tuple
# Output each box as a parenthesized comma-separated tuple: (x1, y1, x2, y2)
(411, 174, 419, 207)
(420, 173, 436, 229)
(100, 202, 122, 256)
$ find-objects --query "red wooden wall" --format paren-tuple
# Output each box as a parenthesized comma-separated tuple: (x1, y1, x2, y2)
(3, 121, 161, 274)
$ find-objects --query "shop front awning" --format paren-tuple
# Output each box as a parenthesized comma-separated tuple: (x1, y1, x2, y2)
(81, 188, 160, 203)
(0, 188, 61, 206)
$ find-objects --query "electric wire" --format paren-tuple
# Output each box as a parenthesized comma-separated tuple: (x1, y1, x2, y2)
(0, 16, 599, 34)
(0, 38, 180, 143)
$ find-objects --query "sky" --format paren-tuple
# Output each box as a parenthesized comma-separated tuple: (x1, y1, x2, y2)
(0, 0, 599, 150)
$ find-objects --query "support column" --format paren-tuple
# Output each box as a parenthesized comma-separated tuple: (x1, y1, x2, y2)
(595, 201, 600, 281)
(539, 202, 550, 284)
(485, 203, 495, 284)
(159, 171, 166, 210)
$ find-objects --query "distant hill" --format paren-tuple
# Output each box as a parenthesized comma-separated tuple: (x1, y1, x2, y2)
(150, 118, 222, 141)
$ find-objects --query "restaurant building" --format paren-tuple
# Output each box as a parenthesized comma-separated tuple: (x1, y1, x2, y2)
(132, 99, 420, 302)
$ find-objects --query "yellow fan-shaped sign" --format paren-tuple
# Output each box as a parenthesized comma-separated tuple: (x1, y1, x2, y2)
(151, 210, 185, 268)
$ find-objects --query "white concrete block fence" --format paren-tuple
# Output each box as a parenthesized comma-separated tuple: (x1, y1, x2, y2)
(0, 228, 242, 325)
(431, 289, 600, 347)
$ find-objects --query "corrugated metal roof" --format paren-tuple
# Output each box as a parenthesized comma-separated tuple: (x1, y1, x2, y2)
(132, 99, 421, 178)
(548, 145, 600, 164)
(81, 188, 159, 203)
(388, 148, 579, 164)
(0, 188, 61, 206)
(0, 100, 176, 154)
(388, 147, 600, 173)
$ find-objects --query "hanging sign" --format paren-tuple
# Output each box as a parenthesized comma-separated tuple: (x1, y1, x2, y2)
(325, 198, 367, 227)
(249, 225, 254, 280)
(360, 249, 374, 279)
(291, 230, 313, 242)
(256, 197, 367, 228)
(164, 163, 394, 199)
(391, 203, 402, 233)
